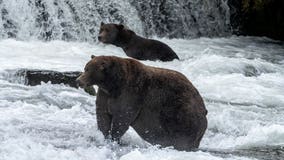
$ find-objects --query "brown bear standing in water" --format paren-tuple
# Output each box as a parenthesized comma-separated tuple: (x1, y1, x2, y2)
(76, 55, 207, 151)
(98, 22, 179, 61)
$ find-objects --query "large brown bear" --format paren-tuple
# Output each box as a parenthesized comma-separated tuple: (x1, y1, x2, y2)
(98, 22, 179, 61)
(76, 55, 207, 151)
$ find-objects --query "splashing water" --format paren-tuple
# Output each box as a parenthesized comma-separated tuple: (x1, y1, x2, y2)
(0, 36, 283, 160)
(0, 0, 230, 41)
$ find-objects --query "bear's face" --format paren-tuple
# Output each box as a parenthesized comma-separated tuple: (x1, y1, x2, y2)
(98, 22, 124, 44)
(76, 55, 114, 88)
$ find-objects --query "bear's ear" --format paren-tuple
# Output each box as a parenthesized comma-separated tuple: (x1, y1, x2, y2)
(117, 24, 124, 30)
(91, 55, 96, 59)
(100, 22, 105, 26)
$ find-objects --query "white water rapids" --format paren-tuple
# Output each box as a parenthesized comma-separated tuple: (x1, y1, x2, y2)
(0, 37, 283, 159)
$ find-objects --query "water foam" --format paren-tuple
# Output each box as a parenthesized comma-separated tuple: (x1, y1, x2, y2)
(0, 0, 230, 41)
(0, 37, 283, 159)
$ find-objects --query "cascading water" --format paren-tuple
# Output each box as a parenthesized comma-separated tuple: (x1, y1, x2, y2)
(0, 0, 231, 42)
(130, 0, 231, 38)
(0, 0, 143, 41)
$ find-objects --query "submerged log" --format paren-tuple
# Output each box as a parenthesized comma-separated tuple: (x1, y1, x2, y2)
(15, 69, 96, 96)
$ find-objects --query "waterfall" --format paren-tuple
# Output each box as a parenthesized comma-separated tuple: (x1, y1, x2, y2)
(130, 0, 231, 38)
(0, 0, 231, 42)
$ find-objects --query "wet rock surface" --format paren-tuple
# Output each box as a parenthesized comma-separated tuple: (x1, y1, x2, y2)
(228, 0, 284, 41)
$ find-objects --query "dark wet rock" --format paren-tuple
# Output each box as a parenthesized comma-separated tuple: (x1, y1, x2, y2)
(15, 69, 96, 96)
(227, 0, 243, 35)
(228, 0, 284, 41)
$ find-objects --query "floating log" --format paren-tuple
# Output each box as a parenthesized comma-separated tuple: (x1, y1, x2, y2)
(15, 69, 96, 95)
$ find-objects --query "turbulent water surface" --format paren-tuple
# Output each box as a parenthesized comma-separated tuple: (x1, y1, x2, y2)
(0, 37, 284, 160)
(0, 0, 230, 41)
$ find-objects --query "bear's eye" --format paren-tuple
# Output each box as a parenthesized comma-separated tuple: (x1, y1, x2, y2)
(104, 28, 109, 32)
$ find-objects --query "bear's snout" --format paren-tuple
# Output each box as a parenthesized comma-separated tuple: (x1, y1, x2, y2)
(98, 36, 102, 41)
(76, 76, 85, 88)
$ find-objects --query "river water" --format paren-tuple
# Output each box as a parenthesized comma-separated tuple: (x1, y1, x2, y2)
(0, 36, 283, 160)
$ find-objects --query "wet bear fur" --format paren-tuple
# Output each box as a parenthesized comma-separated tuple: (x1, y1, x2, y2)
(98, 23, 179, 61)
(76, 55, 207, 151)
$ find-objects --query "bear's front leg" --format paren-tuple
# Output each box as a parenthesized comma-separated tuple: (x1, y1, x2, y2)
(96, 89, 112, 139)
(110, 115, 131, 142)
(96, 106, 111, 139)
(109, 97, 142, 143)
(96, 108, 112, 139)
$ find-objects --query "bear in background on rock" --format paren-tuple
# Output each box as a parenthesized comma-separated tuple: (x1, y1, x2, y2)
(76, 55, 207, 151)
(98, 22, 179, 61)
